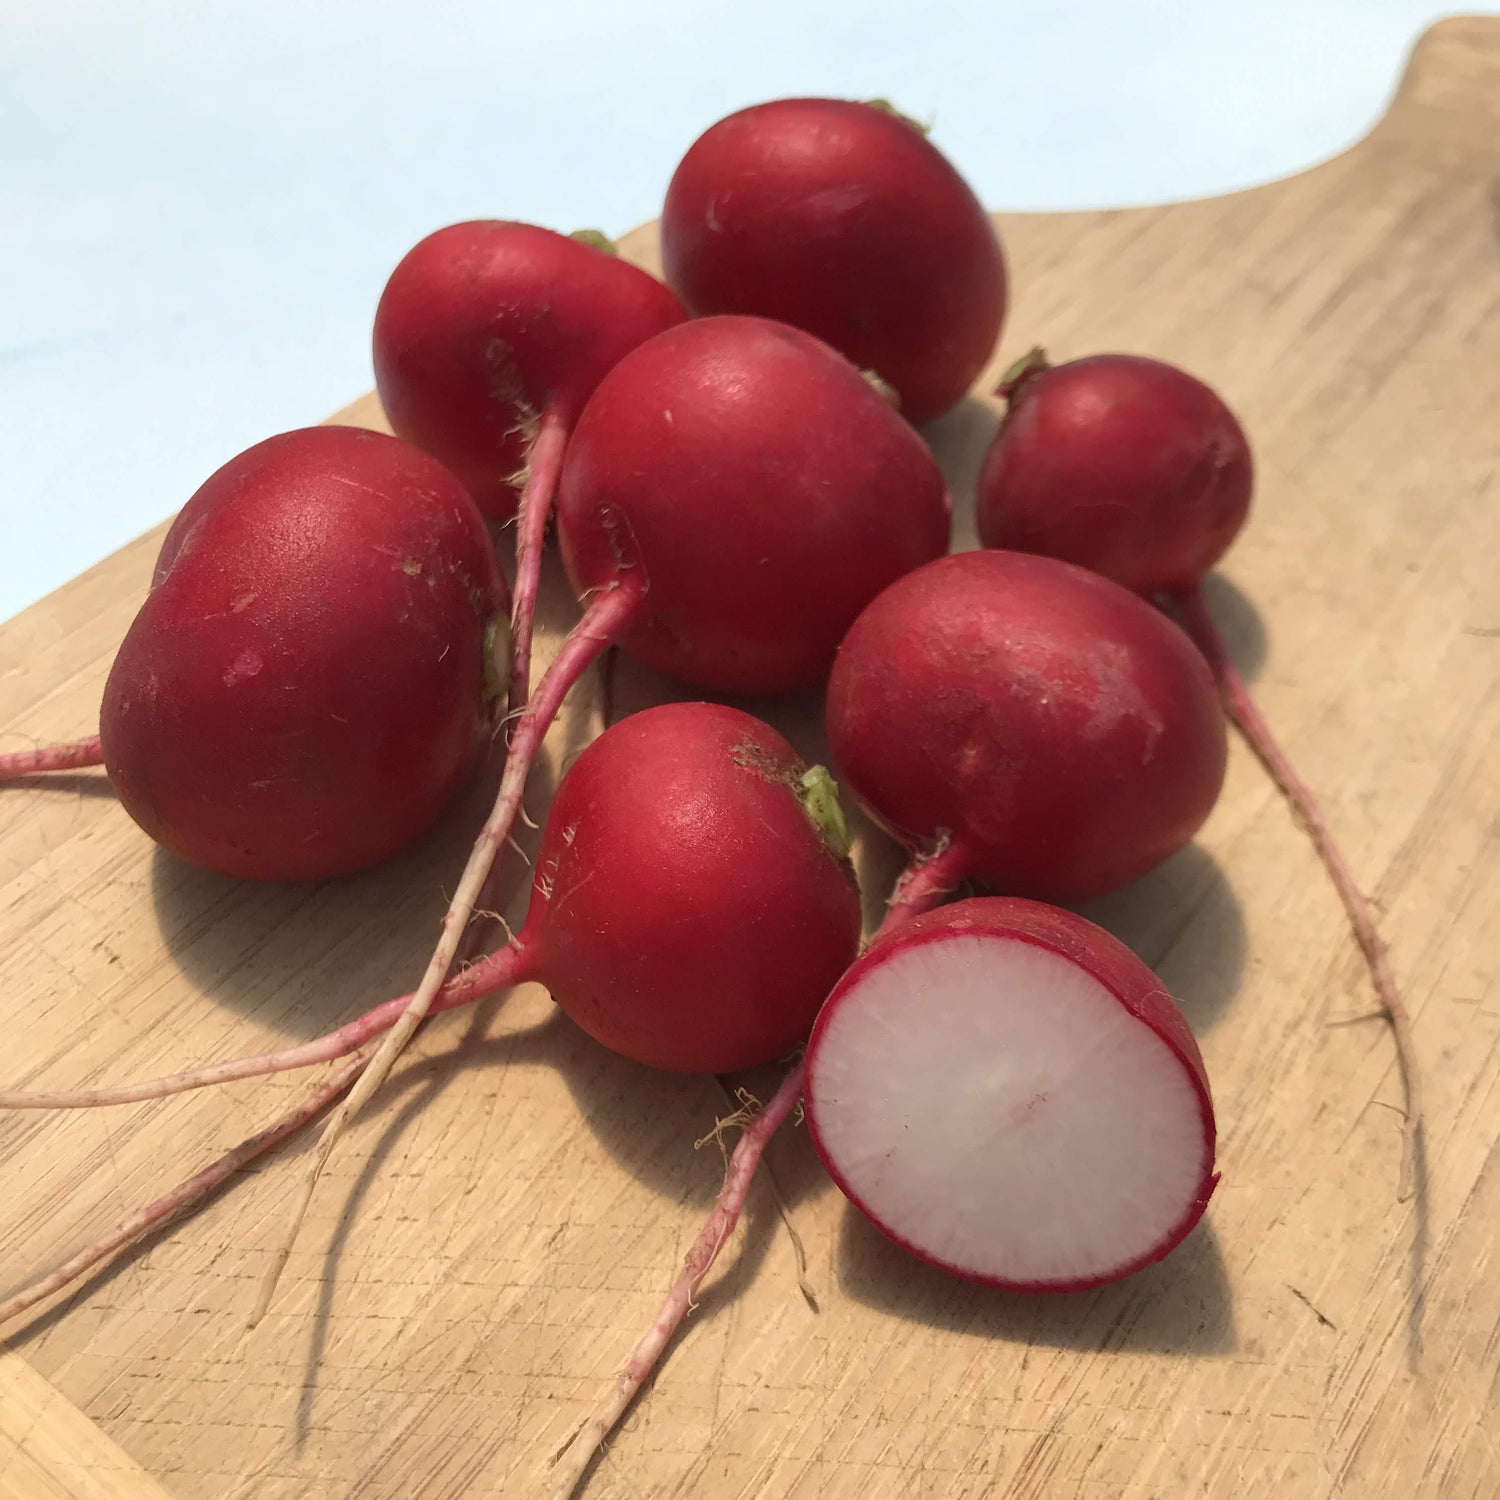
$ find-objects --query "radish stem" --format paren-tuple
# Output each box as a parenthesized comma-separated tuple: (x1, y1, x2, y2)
(508, 409, 571, 715)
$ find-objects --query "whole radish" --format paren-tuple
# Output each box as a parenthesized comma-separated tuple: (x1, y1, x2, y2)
(661, 98, 1006, 424)
(826, 548, 1228, 907)
(975, 349, 1420, 1194)
(976, 351, 1251, 594)
(805, 897, 1218, 1290)
(251, 312, 953, 1318)
(1, 426, 509, 883)
(558, 315, 952, 694)
(0, 702, 862, 1327)
(372, 220, 687, 707)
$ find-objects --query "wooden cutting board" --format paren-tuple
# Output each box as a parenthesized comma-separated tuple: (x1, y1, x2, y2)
(1, 15, 1497, 1497)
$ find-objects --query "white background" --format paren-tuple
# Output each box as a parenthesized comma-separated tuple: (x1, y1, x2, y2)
(0, 2, 1482, 621)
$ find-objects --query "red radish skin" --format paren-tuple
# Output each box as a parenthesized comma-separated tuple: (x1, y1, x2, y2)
(826, 549, 1228, 905)
(661, 98, 1007, 424)
(4, 427, 509, 881)
(0, 703, 862, 1327)
(804, 898, 1218, 1291)
(372, 221, 686, 708)
(553, 553, 1230, 1484)
(976, 350, 1421, 1195)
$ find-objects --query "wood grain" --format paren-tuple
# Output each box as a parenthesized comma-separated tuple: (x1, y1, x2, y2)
(0, 1350, 172, 1499)
(1, 15, 1497, 1498)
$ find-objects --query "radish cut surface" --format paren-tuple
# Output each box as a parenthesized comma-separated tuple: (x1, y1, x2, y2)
(806, 900, 1217, 1290)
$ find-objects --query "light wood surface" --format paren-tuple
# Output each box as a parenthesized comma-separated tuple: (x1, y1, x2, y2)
(1, 15, 1497, 1497)
(0, 1350, 173, 1500)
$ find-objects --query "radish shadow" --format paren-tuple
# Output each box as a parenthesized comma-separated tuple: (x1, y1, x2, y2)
(146, 737, 551, 1039)
(1074, 844, 1246, 1033)
(1195, 572, 1267, 682)
(835, 1205, 1234, 1356)
(922, 391, 998, 550)
(0, 770, 116, 799)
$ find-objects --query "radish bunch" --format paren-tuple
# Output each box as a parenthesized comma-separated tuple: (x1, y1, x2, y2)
(1, 85, 1415, 1500)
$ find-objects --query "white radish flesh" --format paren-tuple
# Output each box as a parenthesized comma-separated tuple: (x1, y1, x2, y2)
(805, 897, 1218, 1290)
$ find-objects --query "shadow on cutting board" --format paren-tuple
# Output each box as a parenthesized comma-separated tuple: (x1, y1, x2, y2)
(1075, 843, 1247, 1034)
(836, 1207, 1235, 1357)
(144, 730, 563, 1039)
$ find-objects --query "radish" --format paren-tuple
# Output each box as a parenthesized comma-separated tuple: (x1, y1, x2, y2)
(249, 312, 951, 1317)
(826, 548, 1228, 908)
(372, 220, 687, 707)
(0, 701, 862, 1326)
(975, 349, 1420, 1193)
(1, 426, 509, 882)
(804, 897, 1218, 1289)
(661, 98, 1006, 424)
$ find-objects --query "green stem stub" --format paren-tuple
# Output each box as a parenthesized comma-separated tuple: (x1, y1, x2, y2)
(798, 765, 853, 861)
(996, 346, 1052, 402)
(483, 615, 512, 708)
(860, 368, 902, 410)
(863, 98, 932, 136)
(570, 228, 619, 256)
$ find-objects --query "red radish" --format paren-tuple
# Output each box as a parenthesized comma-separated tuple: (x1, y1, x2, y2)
(975, 350, 1421, 1194)
(252, 313, 951, 1313)
(558, 315, 952, 694)
(661, 98, 1006, 424)
(2, 426, 509, 883)
(0, 702, 862, 1327)
(826, 549, 1228, 907)
(372, 220, 686, 707)
(805, 897, 1217, 1289)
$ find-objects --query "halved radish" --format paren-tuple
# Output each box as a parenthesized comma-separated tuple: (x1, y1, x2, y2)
(805, 897, 1218, 1290)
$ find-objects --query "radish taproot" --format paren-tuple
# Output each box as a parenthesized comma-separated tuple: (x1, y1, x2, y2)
(0, 702, 862, 1326)
(826, 548, 1228, 908)
(975, 349, 1420, 1193)
(805, 897, 1218, 1290)
(1, 426, 509, 883)
(661, 98, 1006, 424)
(251, 312, 952, 1319)
(373, 220, 686, 707)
